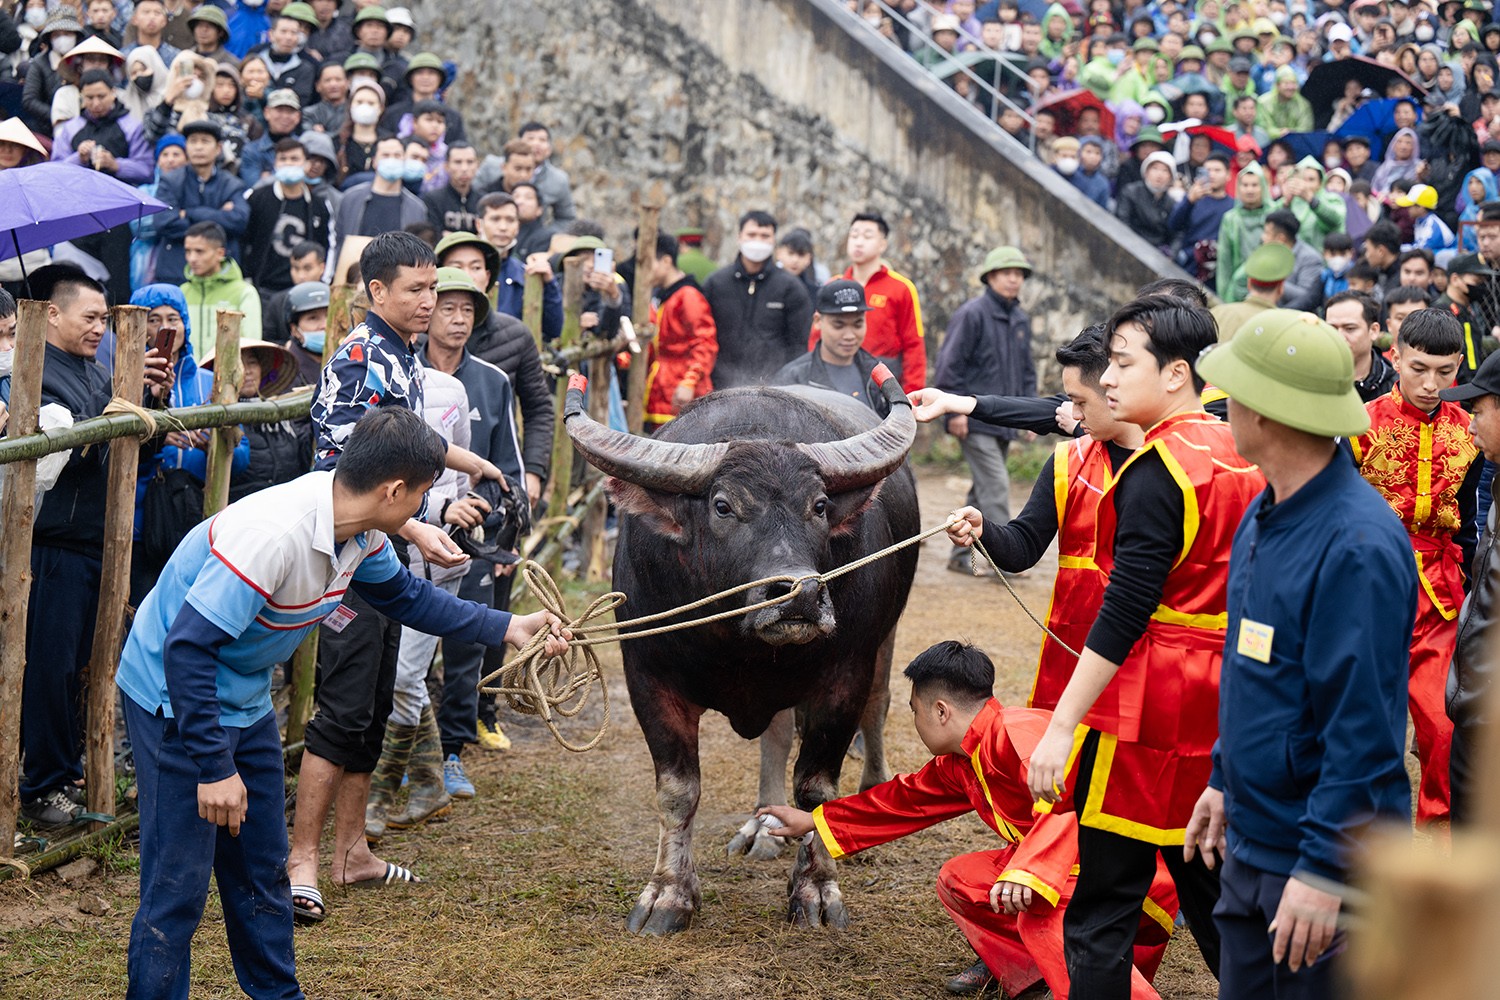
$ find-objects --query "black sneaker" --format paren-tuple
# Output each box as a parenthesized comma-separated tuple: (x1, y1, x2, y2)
(21, 790, 83, 828)
(945, 958, 998, 995)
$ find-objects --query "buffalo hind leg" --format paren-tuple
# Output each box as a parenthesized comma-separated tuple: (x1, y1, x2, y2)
(727, 708, 794, 861)
(625, 677, 704, 936)
(856, 633, 895, 791)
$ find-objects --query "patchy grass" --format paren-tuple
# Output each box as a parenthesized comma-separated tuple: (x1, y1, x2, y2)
(0, 470, 1219, 1000)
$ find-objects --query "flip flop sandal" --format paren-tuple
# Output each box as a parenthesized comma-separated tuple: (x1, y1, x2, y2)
(291, 885, 326, 924)
(343, 862, 423, 889)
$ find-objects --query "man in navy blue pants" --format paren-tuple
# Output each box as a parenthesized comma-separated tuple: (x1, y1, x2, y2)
(115, 408, 567, 999)
(1187, 311, 1417, 999)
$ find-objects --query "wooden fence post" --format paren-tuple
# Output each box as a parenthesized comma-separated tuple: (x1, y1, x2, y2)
(0, 300, 50, 856)
(80, 306, 148, 830)
(202, 310, 244, 519)
(626, 185, 666, 435)
(546, 257, 584, 523)
(522, 273, 544, 350)
(581, 344, 613, 582)
(328, 284, 355, 360)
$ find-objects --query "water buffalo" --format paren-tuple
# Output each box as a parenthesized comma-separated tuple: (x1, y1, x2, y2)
(563, 370, 919, 935)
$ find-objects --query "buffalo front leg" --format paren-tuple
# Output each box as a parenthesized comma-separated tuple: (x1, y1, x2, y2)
(784, 693, 863, 929)
(624, 673, 705, 936)
(727, 708, 794, 861)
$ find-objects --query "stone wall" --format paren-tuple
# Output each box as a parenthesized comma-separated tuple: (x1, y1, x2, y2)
(414, 0, 1185, 386)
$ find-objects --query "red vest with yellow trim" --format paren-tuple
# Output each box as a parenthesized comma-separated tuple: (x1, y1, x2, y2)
(1350, 388, 1478, 618)
(1030, 437, 1113, 712)
(1081, 412, 1264, 844)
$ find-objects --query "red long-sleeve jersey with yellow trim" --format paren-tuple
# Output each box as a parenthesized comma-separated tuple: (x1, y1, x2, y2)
(806, 264, 926, 392)
(1030, 437, 1113, 711)
(1350, 387, 1478, 615)
(812, 700, 1076, 905)
(644, 277, 718, 426)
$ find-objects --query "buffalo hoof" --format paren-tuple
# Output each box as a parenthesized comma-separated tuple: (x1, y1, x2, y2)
(786, 876, 849, 930)
(625, 879, 699, 936)
(726, 815, 786, 861)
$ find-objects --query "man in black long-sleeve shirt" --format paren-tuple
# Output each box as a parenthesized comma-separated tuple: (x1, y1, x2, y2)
(926, 326, 1145, 716)
(1025, 296, 1266, 998)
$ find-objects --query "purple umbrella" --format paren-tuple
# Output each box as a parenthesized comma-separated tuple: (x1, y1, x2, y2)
(0, 161, 171, 286)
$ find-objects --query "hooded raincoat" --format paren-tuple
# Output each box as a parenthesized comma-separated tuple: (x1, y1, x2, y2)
(1282, 156, 1348, 250)
(1216, 162, 1271, 302)
(1459, 167, 1499, 251)
(1371, 127, 1422, 195)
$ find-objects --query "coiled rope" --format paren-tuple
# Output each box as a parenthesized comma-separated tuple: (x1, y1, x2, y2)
(480, 512, 1080, 752)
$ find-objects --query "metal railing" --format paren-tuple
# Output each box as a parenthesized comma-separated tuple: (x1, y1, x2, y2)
(848, 0, 1039, 151)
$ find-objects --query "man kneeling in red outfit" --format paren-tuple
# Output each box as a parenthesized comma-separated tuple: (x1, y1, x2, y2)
(762, 641, 1177, 998)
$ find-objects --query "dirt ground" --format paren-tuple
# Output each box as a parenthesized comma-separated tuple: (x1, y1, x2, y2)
(0, 465, 1220, 999)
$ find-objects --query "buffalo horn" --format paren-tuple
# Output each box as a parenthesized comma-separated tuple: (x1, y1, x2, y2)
(795, 398, 916, 493)
(565, 401, 729, 495)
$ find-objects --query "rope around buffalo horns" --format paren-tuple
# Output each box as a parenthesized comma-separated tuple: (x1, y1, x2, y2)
(480, 513, 1079, 752)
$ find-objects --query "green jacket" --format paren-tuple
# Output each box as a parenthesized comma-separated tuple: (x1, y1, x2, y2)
(1079, 56, 1120, 99)
(1039, 3, 1074, 62)
(1256, 91, 1314, 140)
(1281, 159, 1346, 251)
(180, 258, 263, 358)
(1110, 63, 1154, 106)
(1216, 167, 1271, 302)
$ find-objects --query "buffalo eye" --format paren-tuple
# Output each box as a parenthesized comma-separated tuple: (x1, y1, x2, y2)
(714, 498, 734, 518)
(813, 497, 829, 517)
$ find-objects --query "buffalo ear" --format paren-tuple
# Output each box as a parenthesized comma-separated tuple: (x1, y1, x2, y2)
(606, 478, 687, 542)
(827, 482, 883, 537)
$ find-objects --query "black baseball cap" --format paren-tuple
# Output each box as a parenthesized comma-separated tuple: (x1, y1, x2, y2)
(1440, 350, 1500, 403)
(1484, 139, 1500, 154)
(815, 279, 871, 314)
(1447, 252, 1498, 278)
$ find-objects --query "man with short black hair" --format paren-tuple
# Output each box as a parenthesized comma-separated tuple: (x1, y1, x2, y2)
(118, 406, 566, 998)
(642, 233, 717, 428)
(243, 137, 333, 311)
(1349, 308, 1483, 825)
(249, 11, 318, 106)
(181, 221, 263, 354)
(702, 210, 814, 388)
(511, 181, 556, 260)
(5, 267, 171, 827)
(287, 232, 518, 921)
(1324, 290, 1396, 401)
(240, 88, 304, 187)
(1383, 284, 1432, 341)
(760, 641, 1177, 999)
(423, 141, 482, 236)
(1028, 296, 1266, 998)
(333, 135, 428, 260)
(1363, 219, 1405, 292)
(808, 211, 926, 392)
(518, 120, 575, 223)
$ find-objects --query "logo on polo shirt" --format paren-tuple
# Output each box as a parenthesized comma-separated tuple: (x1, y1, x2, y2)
(869, 293, 889, 308)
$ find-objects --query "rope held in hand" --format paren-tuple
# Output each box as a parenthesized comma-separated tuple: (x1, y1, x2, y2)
(478, 516, 962, 753)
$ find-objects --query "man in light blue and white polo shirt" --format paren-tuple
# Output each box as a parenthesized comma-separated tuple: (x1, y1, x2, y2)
(115, 407, 568, 1000)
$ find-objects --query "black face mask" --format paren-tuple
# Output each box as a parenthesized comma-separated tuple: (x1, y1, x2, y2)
(134, 73, 154, 92)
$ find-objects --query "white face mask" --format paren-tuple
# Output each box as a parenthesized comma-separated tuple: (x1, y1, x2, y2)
(1055, 156, 1080, 175)
(184, 78, 206, 101)
(24, 8, 46, 28)
(1146, 105, 1166, 123)
(0, 349, 11, 378)
(739, 239, 775, 263)
(1416, 24, 1435, 41)
(350, 104, 380, 126)
(1325, 254, 1352, 271)
(50, 33, 77, 55)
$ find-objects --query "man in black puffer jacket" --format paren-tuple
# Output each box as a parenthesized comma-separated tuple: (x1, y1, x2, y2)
(0, 267, 170, 827)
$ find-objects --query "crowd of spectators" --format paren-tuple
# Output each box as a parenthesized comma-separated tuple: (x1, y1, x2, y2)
(853, 0, 1500, 332)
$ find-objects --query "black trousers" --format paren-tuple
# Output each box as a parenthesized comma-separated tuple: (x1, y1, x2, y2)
(1215, 853, 1342, 1000)
(1451, 720, 1477, 824)
(476, 568, 514, 728)
(1063, 731, 1222, 998)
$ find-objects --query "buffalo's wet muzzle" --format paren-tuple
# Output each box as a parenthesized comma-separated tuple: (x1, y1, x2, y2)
(743, 575, 835, 645)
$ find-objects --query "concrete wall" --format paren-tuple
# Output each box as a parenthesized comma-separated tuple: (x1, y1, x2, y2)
(417, 0, 1187, 385)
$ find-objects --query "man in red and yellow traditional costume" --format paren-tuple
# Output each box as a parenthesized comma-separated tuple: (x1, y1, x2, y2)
(1349, 308, 1481, 824)
(762, 641, 1177, 998)
(1027, 297, 1265, 999)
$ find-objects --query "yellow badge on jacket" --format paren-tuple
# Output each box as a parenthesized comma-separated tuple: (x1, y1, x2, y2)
(1236, 619, 1274, 663)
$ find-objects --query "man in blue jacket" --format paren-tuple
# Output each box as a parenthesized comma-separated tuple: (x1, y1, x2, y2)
(116, 406, 568, 999)
(153, 119, 250, 286)
(1167, 153, 1235, 281)
(1187, 309, 1418, 998)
